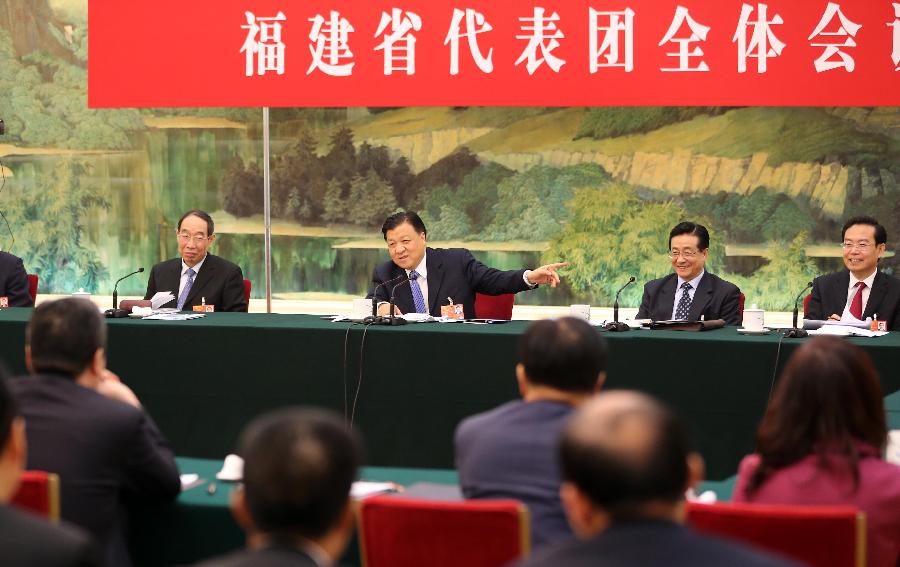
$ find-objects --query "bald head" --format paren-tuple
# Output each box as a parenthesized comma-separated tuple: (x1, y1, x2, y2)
(560, 391, 693, 520)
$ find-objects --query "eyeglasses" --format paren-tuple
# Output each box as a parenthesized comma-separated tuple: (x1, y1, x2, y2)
(668, 249, 700, 259)
(841, 242, 873, 252)
(176, 232, 210, 244)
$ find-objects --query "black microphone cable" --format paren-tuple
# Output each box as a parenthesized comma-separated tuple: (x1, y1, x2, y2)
(341, 320, 358, 422)
(767, 332, 788, 404)
(350, 320, 375, 429)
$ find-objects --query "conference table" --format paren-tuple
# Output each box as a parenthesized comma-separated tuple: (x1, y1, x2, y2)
(0, 309, 898, 480)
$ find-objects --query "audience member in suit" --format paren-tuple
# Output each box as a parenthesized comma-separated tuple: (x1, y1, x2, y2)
(636, 221, 742, 325)
(0, 365, 102, 567)
(194, 408, 362, 567)
(369, 211, 566, 319)
(9, 298, 181, 567)
(144, 209, 247, 312)
(806, 216, 900, 330)
(733, 336, 900, 567)
(0, 251, 33, 307)
(516, 391, 796, 567)
(455, 317, 607, 549)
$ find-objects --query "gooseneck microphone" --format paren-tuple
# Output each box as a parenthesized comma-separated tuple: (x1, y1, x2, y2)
(367, 273, 407, 321)
(613, 276, 636, 323)
(387, 275, 413, 326)
(104, 267, 145, 318)
(792, 281, 814, 330)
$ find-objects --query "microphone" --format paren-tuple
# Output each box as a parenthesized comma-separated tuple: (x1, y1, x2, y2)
(606, 276, 636, 332)
(366, 273, 407, 321)
(792, 281, 813, 330)
(387, 275, 413, 326)
(104, 267, 145, 319)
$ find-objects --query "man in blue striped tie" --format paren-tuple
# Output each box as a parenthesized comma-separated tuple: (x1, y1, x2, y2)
(369, 211, 567, 320)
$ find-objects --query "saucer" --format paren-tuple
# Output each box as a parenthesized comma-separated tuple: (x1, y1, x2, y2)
(736, 327, 770, 335)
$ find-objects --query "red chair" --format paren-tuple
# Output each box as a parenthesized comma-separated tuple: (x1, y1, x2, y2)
(803, 294, 812, 317)
(687, 502, 864, 567)
(358, 496, 530, 567)
(242, 279, 252, 312)
(11, 471, 60, 522)
(26, 274, 38, 305)
(474, 293, 514, 320)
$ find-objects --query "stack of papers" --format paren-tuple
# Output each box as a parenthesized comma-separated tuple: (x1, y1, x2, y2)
(142, 312, 205, 321)
(807, 325, 888, 337)
(150, 291, 175, 309)
(351, 481, 397, 499)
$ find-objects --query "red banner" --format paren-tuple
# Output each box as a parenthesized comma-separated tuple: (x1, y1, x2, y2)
(88, 0, 900, 107)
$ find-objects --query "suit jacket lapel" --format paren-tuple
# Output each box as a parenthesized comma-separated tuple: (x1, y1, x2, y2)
(162, 261, 182, 296)
(864, 271, 887, 319)
(657, 275, 678, 321)
(831, 272, 851, 316)
(184, 256, 216, 307)
(687, 273, 714, 321)
(426, 248, 444, 314)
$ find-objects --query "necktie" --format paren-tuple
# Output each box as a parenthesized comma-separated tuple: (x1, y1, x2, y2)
(176, 268, 196, 310)
(409, 270, 427, 314)
(674, 282, 693, 320)
(849, 281, 866, 320)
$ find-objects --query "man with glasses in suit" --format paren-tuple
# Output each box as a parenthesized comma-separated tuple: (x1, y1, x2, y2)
(635, 221, 742, 326)
(144, 210, 247, 312)
(806, 216, 900, 330)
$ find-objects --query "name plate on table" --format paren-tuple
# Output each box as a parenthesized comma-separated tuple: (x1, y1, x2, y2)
(193, 305, 215, 313)
(0, 297, 8, 308)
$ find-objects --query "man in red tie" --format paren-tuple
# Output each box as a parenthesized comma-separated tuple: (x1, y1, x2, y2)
(806, 216, 900, 330)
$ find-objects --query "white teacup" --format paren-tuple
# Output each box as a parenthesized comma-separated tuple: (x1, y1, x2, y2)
(216, 454, 244, 481)
(742, 308, 765, 331)
(352, 298, 373, 318)
(570, 304, 591, 321)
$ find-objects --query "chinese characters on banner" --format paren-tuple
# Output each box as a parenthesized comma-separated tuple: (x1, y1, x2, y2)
(89, 1, 900, 107)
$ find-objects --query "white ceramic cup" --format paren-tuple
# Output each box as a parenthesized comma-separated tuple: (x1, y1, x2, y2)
(218, 454, 244, 481)
(570, 304, 591, 321)
(742, 308, 765, 331)
(352, 298, 373, 318)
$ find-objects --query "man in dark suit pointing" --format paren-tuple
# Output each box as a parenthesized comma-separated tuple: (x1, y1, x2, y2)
(636, 221, 742, 326)
(369, 211, 566, 319)
(144, 210, 247, 312)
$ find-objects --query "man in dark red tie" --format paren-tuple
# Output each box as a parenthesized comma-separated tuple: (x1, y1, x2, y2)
(806, 216, 900, 330)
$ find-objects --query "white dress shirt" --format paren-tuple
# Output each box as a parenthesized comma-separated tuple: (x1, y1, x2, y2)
(671, 270, 706, 320)
(841, 269, 877, 320)
(179, 255, 207, 298)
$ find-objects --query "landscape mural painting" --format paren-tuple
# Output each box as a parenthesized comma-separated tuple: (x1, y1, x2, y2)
(1, 0, 899, 309)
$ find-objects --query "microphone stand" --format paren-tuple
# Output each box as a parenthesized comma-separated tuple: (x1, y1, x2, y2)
(365, 273, 406, 324)
(105, 267, 145, 318)
(387, 277, 412, 326)
(786, 281, 813, 338)
(606, 276, 636, 332)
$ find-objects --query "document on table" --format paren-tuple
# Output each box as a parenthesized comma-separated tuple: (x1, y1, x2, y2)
(807, 325, 887, 337)
(351, 481, 397, 499)
(180, 474, 204, 491)
(150, 291, 176, 309)
(142, 312, 206, 321)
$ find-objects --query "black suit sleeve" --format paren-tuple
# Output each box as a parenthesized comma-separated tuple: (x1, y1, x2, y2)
(122, 411, 181, 502)
(461, 250, 530, 295)
(805, 277, 826, 320)
(143, 266, 159, 301)
(219, 263, 247, 312)
(5, 256, 33, 307)
(719, 284, 743, 326)
(635, 284, 653, 319)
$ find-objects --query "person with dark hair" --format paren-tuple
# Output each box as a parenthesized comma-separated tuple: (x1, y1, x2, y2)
(0, 251, 33, 307)
(9, 298, 180, 567)
(144, 209, 248, 312)
(0, 369, 101, 567)
(517, 391, 795, 567)
(195, 408, 362, 567)
(455, 317, 607, 549)
(733, 337, 900, 567)
(805, 216, 900, 329)
(635, 221, 742, 325)
(368, 211, 567, 319)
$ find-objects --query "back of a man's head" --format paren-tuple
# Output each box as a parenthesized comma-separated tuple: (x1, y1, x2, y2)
(239, 408, 361, 540)
(519, 317, 607, 393)
(0, 368, 16, 453)
(0, 366, 23, 501)
(561, 391, 692, 521)
(26, 298, 106, 377)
